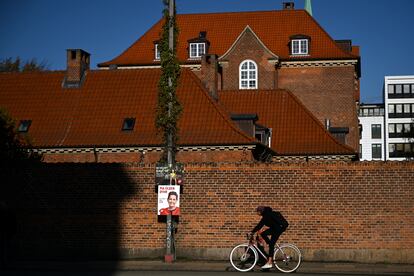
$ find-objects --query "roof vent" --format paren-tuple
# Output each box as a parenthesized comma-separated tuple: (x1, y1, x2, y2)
(283, 2, 295, 10)
(199, 31, 207, 39)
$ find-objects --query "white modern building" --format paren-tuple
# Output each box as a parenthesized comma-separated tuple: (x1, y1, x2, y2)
(384, 76, 414, 160)
(359, 104, 385, 160)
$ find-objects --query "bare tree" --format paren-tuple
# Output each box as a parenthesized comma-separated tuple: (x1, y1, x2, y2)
(0, 57, 48, 72)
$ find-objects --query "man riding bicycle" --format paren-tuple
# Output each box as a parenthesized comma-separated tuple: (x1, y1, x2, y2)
(251, 206, 288, 269)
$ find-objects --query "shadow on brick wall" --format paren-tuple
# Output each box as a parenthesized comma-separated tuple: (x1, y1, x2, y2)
(0, 163, 136, 273)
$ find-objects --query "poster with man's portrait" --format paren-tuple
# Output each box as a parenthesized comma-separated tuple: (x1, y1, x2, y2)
(158, 185, 180, 216)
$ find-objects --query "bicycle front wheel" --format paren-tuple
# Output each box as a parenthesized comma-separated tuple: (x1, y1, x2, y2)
(273, 244, 301, 273)
(229, 244, 258, 272)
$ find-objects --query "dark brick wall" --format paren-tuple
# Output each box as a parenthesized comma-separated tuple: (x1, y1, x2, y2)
(3, 161, 413, 263)
(220, 27, 277, 91)
(278, 66, 359, 150)
(41, 150, 254, 163)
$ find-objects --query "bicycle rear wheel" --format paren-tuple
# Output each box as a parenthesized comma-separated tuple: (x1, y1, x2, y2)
(229, 244, 258, 272)
(273, 244, 301, 273)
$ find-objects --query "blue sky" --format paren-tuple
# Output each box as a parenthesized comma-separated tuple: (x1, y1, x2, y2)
(1, 0, 413, 103)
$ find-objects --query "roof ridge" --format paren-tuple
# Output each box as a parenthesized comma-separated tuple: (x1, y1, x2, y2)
(183, 68, 257, 145)
(98, 17, 164, 67)
(282, 89, 356, 154)
(300, 10, 359, 59)
(178, 9, 291, 16)
(0, 70, 65, 75)
(219, 25, 279, 61)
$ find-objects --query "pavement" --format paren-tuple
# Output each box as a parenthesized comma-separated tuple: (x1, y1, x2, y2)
(4, 260, 414, 274)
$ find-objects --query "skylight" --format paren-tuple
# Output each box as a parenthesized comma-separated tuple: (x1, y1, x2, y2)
(18, 120, 32, 132)
(122, 118, 136, 131)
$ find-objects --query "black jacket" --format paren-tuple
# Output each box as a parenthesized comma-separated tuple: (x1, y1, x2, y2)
(252, 207, 286, 233)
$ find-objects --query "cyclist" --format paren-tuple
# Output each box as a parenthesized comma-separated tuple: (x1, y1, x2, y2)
(251, 206, 288, 269)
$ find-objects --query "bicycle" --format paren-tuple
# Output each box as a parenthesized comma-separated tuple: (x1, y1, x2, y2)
(229, 233, 301, 273)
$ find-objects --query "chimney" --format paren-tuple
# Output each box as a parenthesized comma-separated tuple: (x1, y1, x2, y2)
(283, 2, 295, 10)
(64, 49, 90, 88)
(201, 54, 219, 101)
(325, 118, 331, 130)
(335, 40, 352, 53)
(199, 31, 207, 39)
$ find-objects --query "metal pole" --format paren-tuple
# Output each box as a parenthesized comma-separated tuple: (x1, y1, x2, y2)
(165, 0, 175, 263)
(167, 0, 174, 168)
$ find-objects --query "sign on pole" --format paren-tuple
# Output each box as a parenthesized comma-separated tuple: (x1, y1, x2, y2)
(158, 185, 180, 216)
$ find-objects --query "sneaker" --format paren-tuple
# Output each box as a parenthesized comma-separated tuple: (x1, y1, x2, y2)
(261, 263, 273, 269)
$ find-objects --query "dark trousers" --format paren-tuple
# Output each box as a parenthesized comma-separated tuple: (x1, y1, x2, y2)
(260, 228, 282, 258)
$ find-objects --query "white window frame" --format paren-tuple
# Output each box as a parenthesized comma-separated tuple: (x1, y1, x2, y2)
(189, 42, 205, 58)
(239, 60, 258, 89)
(291, 39, 309, 55)
(155, 44, 160, 60)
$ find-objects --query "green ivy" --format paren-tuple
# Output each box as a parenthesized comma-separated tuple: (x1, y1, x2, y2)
(156, 0, 182, 162)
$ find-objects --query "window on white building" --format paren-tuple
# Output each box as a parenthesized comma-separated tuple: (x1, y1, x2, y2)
(371, 124, 381, 139)
(395, 84, 402, 95)
(404, 104, 411, 114)
(388, 84, 394, 95)
(403, 84, 410, 95)
(388, 104, 394, 114)
(372, 144, 382, 159)
(396, 104, 403, 114)
(389, 124, 395, 134)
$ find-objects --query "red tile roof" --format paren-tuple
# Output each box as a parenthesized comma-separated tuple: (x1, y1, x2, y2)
(219, 90, 355, 155)
(99, 10, 358, 67)
(0, 69, 255, 148)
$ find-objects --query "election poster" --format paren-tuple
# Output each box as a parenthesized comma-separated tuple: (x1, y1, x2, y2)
(158, 185, 180, 216)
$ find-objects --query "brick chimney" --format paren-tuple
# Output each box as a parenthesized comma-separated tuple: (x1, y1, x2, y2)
(201, 54, 219, 101)
(283, 2, 295, 10)
(64, 49, 90, 88)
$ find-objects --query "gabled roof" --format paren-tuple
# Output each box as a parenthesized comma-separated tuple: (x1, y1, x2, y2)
(219, 90, 356, 155)
(219, 25, 279, 61)
(99, 9, 358, 67)
(0, 69, 256, 149)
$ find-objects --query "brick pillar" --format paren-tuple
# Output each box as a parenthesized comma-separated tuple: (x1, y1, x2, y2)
(200, 54, 219, 100)
(65, 49, 90, 85)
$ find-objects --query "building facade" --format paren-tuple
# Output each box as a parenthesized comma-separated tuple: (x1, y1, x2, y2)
(384, 75, 414, 160)
(358, 103, 385, 160)
(99, 3, 361, 152)
(0, 3, 360, 163)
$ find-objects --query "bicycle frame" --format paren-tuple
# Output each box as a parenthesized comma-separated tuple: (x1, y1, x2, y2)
(249, 242, 288, 262)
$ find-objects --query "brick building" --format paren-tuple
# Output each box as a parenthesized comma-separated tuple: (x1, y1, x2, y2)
(0, 3, 359, 162)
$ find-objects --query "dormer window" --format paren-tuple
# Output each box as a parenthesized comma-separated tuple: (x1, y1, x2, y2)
(188, 31, 209, 59)
(122, 118, 136, 131)
(292, 39, 308, 55)
(189, 43, 205, 58)
(290, 35, 310, 55)
(155, 44, 160, 60)
(239, 60, 258, 89)
(18, 120, 32, 133)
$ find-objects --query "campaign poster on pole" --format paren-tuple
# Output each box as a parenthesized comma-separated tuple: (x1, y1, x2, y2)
(158, 185, 180, 216)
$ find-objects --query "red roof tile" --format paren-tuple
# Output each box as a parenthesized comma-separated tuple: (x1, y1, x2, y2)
(218, 90, 355, 155)
(99, 10, 358, 67)
(0, 69, 255, 148)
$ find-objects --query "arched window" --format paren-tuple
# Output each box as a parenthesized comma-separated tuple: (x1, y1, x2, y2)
(239, 60, 257, 89)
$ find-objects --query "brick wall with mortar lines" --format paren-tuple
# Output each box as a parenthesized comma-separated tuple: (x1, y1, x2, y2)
(220, 28, 276, 91)
(277, 66, 359, 151)
(41, 149, 254, 163)
(4, 161, 413, 263)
